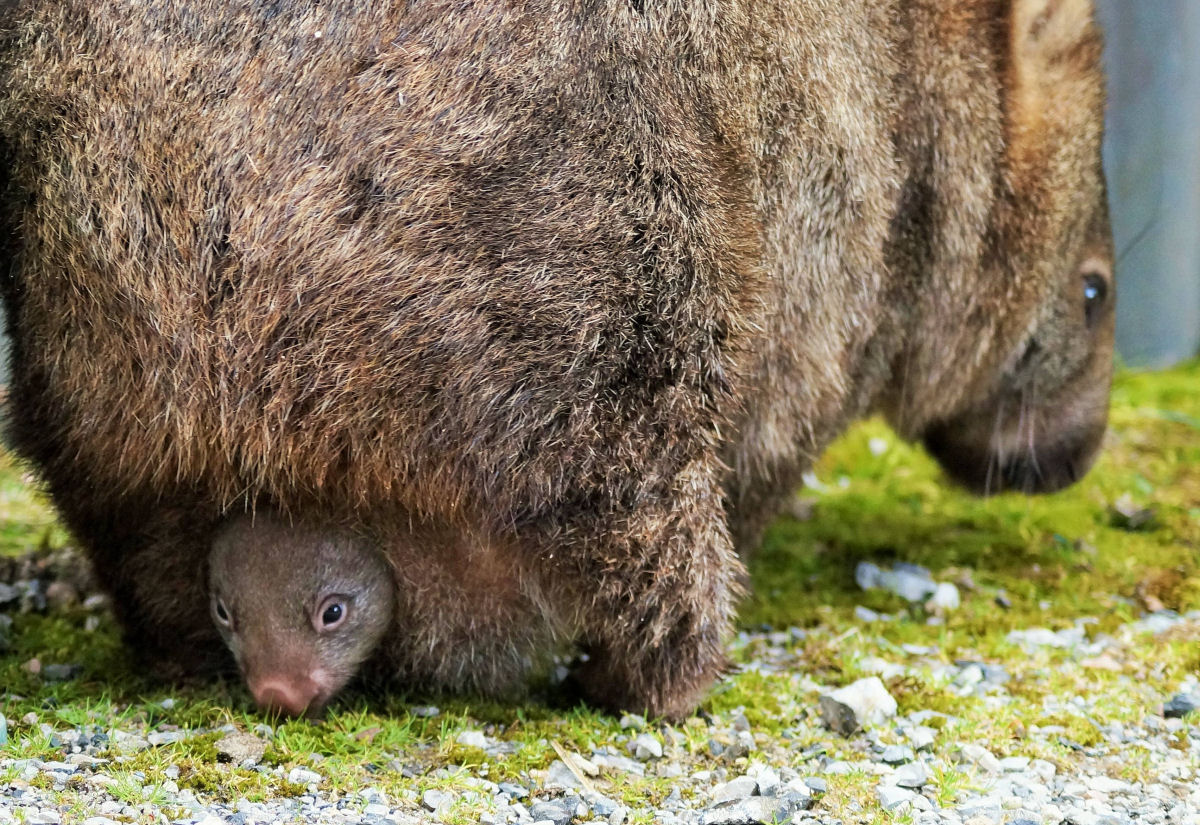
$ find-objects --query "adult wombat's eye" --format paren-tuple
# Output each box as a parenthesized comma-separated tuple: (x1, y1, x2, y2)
(214, 598, 232, 628)
(315, 596, 349, 631)
(1082, 272, 1108, 327)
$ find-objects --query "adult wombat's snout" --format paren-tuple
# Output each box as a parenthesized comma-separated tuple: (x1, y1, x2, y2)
(924, 404, 1107, 495)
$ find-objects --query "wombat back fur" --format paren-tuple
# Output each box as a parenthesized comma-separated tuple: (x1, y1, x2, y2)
(0, 0, 1114, 717)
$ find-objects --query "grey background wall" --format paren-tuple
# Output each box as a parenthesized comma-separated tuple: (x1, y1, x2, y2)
(0, 4, 1194, 384)
(1096, 0, 1200, 368)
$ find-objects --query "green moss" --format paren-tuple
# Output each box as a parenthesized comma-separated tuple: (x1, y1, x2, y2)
(1, 362, 1199, 814)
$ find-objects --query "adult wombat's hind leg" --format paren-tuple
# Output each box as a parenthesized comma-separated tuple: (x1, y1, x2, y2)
(56, 493, 230, 680)
(569, 453, 742, 721)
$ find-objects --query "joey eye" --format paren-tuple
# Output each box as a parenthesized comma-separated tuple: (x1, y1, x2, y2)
(315, 596, 349, 631)
(1082, 272, 1108, 327)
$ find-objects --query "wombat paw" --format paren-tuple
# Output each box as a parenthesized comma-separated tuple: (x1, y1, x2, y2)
(568, 654, 722, 722)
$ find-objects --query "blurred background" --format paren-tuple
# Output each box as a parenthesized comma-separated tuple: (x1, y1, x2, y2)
(0, 4, 1194, 378)
(1097, 0, 1200, 368)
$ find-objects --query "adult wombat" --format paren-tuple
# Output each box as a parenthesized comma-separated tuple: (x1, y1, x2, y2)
(0, 0, 1113, 718)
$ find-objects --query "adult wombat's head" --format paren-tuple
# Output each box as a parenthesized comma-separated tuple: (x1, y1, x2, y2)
(887, 0, 1114, 494)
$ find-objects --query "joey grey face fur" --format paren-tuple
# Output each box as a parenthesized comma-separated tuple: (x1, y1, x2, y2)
(0, 0, 1113, 718)
(209, 514, 394, 717)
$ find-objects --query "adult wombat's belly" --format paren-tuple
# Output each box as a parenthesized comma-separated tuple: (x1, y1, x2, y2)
(1, 1, 761, 523)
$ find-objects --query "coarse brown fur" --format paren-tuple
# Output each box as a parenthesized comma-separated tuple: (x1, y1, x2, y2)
(0, 0, 1114, 718)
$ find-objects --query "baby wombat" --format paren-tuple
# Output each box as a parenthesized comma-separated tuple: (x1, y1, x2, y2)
(0, 0, 1114, 718)
(211, 510, 566, 716)
(208, 514, 394, 717)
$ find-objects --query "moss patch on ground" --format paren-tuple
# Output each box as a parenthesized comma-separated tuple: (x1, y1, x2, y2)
(2, 362, 1199, 821)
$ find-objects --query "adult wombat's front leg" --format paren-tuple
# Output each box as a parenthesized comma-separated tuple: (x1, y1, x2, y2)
(569, 453, 742, 721)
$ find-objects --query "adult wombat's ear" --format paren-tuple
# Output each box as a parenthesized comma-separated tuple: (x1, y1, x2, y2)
(1009, 0, 1099, 95)
(1006, 0, 1104, 176)
(1012, 0, 1097, 64)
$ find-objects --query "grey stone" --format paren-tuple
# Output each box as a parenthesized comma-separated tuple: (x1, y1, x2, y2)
(907, 725, 936, 750)
(876, 786, 916, 811)
(659, 760, 685, 779)
(41, 663, 82, 682)
(1006, 627, 1085, 651)
(777, 780, 812, 803)
(631, 733, 662, 760)
(712, 776, 758, 803)
(216, 732, 267, 766)
(818, 677, 898, 735)
(981, 664, 1011, 684)
(954, 660, 1011, 684)
(591, 748, 645, 774)
(455, 729, 489, 749)
(855, 606, 881, 622)
(1029, 759, 1057, 783)
(802, 777, 827, 794)
(661, 787, 685, 809)
(955, 664, 985, 688)
(109, 730, 150, 752)
(999, 756, 1031, 772)
(880, 745, 912, 764)
(147, 730, 187, 747)
(883, 569, 938, 603)
(749, 765, 780, 797)
(893, 761, 930, 789)
(959, 743, 1002, 773)
(855, 562, 883, 590)
(926, 582, 961, 610)
(498, 782, 529, 798)
(1087, 775, 1131, 794)
(530, 800, 573, 825)
(420, 790, 449, 811)
(618, 714, 646, 729)
(585, 793, 620, 817)
(1163, 692, 1200, 718)
(544, 760, 584, 791)
(956, 798, 1002, 819)
(698, 793, 811, 825)
(286, 767, 322, 786)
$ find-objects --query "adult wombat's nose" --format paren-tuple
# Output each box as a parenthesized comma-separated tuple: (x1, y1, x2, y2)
(250, 676, 322, 717)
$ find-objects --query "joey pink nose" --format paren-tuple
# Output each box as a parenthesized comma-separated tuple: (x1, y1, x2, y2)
(250, 677, 322, 717)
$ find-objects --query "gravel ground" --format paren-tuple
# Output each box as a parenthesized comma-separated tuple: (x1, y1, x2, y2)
(3, 551, 1199, 825)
